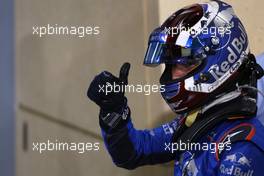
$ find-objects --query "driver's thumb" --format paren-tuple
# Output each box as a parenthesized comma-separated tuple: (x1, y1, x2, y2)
(119, 62, 130, 85)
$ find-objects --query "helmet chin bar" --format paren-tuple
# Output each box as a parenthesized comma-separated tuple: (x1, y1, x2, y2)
(162, 52, 264, 115)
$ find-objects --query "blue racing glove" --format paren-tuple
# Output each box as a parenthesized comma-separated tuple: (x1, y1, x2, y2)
(87, 63, 131, 131)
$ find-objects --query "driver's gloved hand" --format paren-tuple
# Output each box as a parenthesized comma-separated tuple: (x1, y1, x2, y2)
(87, 63, 131, 131)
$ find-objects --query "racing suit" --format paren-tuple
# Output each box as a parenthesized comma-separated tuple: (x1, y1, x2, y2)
(100, 54, 264, 176)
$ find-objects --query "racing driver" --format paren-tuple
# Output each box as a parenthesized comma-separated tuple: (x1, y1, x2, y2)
(87, 1, 264, 175)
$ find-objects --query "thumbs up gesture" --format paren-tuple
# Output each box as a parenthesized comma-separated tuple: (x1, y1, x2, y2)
(87, 63, 131, 113)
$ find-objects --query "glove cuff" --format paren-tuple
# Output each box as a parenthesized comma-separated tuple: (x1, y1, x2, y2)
(99, 105, 130, 132)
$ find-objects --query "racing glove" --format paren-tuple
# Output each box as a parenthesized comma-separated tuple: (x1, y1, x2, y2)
(87, 63, 131, 131)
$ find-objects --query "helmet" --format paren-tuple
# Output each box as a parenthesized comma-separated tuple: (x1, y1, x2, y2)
(143, 0, 250, 114)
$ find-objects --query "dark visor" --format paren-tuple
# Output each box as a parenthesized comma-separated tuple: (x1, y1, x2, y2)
(143, 40, 194, 66)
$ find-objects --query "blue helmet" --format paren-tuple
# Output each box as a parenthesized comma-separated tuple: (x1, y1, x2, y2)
(143, 0, 250, 113)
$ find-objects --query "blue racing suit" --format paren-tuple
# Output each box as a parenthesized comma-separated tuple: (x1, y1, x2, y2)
(101, 54, 264, 176)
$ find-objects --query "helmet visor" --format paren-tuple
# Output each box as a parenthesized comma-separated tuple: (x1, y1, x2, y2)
(143, 40, 199, 66)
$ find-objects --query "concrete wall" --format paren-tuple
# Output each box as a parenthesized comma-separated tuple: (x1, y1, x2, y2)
(15, 0, 173, 176)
